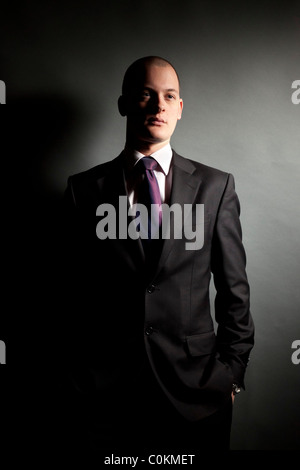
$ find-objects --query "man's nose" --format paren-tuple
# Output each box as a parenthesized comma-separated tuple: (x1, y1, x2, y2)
(149, 94, 165, 113)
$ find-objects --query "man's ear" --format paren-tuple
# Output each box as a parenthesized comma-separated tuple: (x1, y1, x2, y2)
(177, 99, 183, 120)
(118, 95, 127, 116)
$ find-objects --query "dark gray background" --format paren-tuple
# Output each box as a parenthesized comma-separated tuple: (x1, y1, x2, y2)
(1, 0, 300, 451)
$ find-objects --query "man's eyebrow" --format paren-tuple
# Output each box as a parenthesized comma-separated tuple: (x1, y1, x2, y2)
(141, 86, 179, 94)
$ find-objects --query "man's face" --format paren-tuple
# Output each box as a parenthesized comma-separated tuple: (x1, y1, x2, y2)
(123, 63, 183, 149)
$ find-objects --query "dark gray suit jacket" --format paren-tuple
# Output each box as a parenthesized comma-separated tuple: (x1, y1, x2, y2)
(61, 150, 254, 423)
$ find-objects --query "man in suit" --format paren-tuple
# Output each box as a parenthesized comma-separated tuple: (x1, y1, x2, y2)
(60, 56, 254, 456)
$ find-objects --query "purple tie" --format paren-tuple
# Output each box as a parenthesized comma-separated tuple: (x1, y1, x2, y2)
(137, 156, 162, 241)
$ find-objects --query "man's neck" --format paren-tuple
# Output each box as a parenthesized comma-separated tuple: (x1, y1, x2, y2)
(125, 138, 170, 155)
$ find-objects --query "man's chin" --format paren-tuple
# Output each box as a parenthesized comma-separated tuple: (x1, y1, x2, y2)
(141, 131, 169, 144)
(131, 136, 169, 153)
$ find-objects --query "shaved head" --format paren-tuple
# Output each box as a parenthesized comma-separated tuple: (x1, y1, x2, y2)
(121, 56, 180, 96)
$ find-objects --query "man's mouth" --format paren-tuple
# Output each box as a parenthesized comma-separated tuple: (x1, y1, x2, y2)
(148, 117, 166, 125)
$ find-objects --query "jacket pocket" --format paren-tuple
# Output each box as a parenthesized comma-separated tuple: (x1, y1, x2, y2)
(186, 330, 216, 357)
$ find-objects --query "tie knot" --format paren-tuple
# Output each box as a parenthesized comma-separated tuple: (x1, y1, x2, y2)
(139, 156, 159, 172)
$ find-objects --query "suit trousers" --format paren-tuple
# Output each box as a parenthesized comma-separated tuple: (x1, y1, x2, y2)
(82, 359, 233, 456)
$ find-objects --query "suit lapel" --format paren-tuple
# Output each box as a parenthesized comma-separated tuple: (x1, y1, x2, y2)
(96, 153, 145, 271)
(154, 151, 202, 276)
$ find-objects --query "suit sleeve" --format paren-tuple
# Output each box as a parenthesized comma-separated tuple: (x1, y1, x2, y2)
(211, 173, 254, 388)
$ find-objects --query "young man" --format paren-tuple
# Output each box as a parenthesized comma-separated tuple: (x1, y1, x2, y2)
(60, 56, 254, 455)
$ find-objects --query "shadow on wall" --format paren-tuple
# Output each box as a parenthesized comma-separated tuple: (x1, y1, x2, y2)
(5, 91, 90, 256)
(7, 93, 86, 202)
(3, 93, 92, 367)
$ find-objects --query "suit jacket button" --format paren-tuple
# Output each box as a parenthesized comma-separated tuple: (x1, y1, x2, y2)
(147, 284, 156, 294)
(145, 326, 154, 336)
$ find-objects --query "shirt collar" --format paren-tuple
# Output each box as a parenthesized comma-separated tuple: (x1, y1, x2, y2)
(124, 143, 173, 176)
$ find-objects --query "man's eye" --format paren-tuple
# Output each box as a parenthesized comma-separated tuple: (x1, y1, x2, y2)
(141, 91, 150, 97)
(167, 94, 175, 100)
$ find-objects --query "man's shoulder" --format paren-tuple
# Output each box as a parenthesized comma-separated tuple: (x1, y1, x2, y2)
(173, 150, 230, 181)
(68, 153, 123, 186)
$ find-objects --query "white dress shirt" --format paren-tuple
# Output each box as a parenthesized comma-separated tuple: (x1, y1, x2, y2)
(123, 143, 173, 207)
